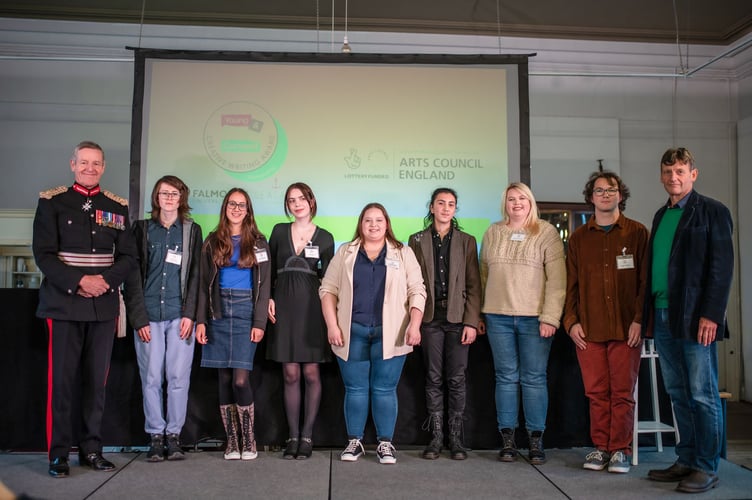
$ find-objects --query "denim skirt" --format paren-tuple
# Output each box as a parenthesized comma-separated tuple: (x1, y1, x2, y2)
(201, 288, 257, 370)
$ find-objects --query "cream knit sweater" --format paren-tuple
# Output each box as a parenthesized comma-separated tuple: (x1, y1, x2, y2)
(480, 220, 566, 327)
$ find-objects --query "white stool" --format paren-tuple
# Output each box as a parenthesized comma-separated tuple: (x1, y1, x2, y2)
(632, 338, 679, 465)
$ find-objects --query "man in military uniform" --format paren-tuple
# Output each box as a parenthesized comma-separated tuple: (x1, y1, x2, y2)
(33, 141, 137, 478)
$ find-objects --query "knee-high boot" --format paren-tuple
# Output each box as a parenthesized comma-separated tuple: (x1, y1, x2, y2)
(220, 404, 241, 460)
(237, 403, 258, 460)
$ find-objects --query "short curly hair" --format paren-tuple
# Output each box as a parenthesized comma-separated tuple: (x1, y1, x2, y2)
(582, 171, 630, 212)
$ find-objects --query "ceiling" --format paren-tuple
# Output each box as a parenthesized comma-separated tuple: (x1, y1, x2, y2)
(1, 0, 751, 46)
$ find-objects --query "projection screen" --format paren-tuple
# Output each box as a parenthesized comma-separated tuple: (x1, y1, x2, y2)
(130, 50, 531, 243)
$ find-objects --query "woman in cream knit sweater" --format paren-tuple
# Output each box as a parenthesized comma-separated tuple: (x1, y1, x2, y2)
(479, 182, 566, 465)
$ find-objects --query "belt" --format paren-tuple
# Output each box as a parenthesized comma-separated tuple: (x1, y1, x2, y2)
(57, 251, 115, 267)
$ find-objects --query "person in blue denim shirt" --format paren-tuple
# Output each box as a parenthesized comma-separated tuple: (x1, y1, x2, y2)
(124, 175, 203, 462)
(642, 147, 734, 494)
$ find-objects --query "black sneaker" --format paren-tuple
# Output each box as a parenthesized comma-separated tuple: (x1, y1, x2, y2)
(147, 434, 165, 462)
(166, 433, 185, 461)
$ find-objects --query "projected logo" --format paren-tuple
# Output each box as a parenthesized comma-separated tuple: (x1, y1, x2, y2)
(203, 101, 287, 181)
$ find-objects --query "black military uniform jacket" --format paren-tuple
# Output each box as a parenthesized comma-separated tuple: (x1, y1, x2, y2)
(33, 183, 138, 322)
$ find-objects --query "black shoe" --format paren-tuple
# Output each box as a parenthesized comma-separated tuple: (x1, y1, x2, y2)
(676, 471, 719, 493)
(498, 428, 517, 462)
(528, 431, 546, 465)
(296, 438, 313, 460)
(648, 462, 694, 482)
(448, 438, 468, 460)
(48, 457, 69, 478)
(166, 433, 185, 461)
(78, 452, 116, 471)
(147, 434, 165, 462)
(283, 438, 299, 459)
(422, 440, 442, 460)
(421, 413, 443, 460)
(447, 413, 467, 460)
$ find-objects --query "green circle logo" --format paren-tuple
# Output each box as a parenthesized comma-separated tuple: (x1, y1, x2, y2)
(203, 101, 286, 181)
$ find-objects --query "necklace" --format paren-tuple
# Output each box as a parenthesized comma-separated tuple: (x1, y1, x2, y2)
(292, 223, 315, 243)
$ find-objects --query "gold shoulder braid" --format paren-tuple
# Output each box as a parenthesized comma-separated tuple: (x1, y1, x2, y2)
(102, 190, 129, 206)
(39, 186, 68, 199)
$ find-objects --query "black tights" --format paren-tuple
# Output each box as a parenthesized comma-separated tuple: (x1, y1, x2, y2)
(283, 363, 322, 439)
(218, 368, 254, 407)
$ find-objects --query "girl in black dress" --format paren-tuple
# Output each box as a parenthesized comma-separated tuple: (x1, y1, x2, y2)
(267, 183, 334, 459)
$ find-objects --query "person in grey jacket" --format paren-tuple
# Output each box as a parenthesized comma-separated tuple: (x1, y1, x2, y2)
(124, 175, 203, 462)
(408, 188, 481, 460)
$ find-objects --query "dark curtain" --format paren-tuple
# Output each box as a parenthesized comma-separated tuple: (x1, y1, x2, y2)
(0, 289, 673, 451)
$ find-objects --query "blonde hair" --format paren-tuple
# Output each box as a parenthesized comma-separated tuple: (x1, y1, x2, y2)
(501, 182, 540, 235)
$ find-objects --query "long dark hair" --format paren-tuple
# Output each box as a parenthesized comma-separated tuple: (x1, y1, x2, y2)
(149, 175, 192, 222)
(209, 188, 265, 268)
(352, 202, 403, 249)
(423, 187, 461, 230)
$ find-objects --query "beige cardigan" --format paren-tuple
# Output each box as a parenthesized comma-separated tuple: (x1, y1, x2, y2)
(319, 239, 426, 361)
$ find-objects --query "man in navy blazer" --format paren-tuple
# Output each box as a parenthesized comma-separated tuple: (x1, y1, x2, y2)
(642, 147, 733, 494)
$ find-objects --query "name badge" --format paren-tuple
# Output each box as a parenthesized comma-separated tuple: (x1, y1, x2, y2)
(304, 245, 320, 259)
(616, 255, 635, 270)
(385, 257, 400, 269)
(510, 232, 526, 241)
(165, 248, 182, 266)
(255, 249, 269, 263)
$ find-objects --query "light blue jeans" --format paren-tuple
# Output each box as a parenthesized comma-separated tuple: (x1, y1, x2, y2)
(653, 308, 722, 473)
(336, 322, 406, 441)
(485, 314, 552, 432)
(135, 318, 195, 435)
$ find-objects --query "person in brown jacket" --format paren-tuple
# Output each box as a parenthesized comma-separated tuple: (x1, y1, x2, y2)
(408, 188, 482, 461)
(563, 171, 648, 474)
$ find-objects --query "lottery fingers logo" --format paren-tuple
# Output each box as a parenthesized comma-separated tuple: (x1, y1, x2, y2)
(203, 101, 287, 181)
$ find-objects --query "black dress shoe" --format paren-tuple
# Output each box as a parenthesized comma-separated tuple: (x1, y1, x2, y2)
(283, 438, 299, 459)
(647, 462, 693, 482)
(676, 470, 719, 493)
(296, 438, 313, 460)
(79, 452, 116, 471)
(48, 457, 70, 478)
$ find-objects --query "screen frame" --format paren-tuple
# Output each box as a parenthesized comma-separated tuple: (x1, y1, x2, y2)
(128, 48, 532, 225)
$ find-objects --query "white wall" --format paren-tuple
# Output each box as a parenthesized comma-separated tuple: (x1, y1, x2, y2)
(1, 17, 749, 398)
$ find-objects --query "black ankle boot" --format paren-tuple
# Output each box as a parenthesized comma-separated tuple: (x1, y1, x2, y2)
(528, 430, 546, 465)
(498, 428, 517, 462)
(421, 413, 443, 459)
(448, 413, 468, 460)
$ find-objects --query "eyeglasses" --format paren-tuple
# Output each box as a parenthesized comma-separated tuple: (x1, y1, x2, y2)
(227, 201, 248, 211)
(158, 191, 180, 199)
(593, 188, 619, 196)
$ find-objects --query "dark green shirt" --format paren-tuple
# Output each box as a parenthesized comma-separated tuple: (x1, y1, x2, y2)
(651, 207, 683, 308)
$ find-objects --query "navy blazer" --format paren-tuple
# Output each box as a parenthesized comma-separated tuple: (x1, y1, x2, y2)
(641, 190, 733, 341)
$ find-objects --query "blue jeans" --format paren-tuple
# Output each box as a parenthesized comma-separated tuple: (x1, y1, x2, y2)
(485, 314, 552, 432)
(134, 318, 195, 435)
(336, 322, 406, 441)
(652, 308, 722, 473)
